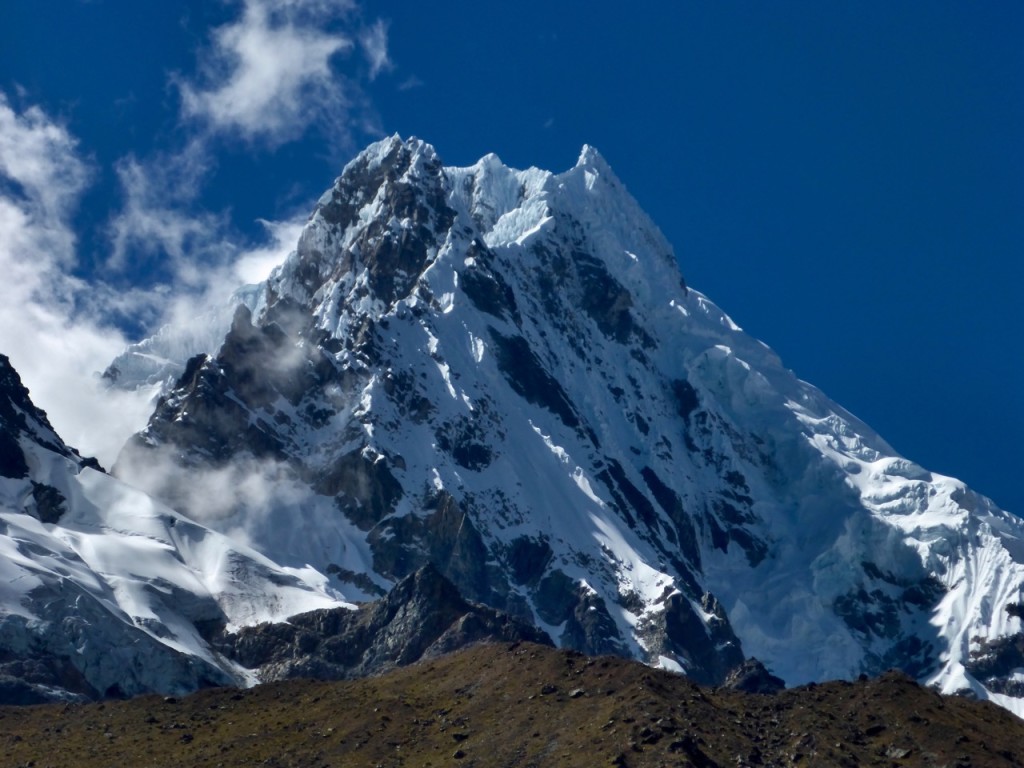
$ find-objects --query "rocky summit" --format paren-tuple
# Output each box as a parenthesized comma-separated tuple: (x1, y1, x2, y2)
(95, 136, 1024, 715)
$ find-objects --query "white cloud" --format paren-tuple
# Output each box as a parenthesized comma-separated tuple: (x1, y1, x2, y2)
(107, 141, 224, 281)
(0, 97, 90, 268)
(0, 95, 305, 468)
(360, 19, 392, 80)
(178, 0, 362, 146)
(110, 0, 389, 296)
(233, 215, 307, 284)
(0, 94, 154, 467)
(0, 1, 394, 468)
(113, 444, 352, 574)
(102, 166, 310, 392)
(136, 210, 308, 372)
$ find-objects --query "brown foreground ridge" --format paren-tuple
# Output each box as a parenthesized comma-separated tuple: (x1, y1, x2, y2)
(0, 641, 1020, 768)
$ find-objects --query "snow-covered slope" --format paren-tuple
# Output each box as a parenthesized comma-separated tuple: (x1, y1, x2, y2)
(114, 136, 1024, 714)
(0, 353, 347, 702)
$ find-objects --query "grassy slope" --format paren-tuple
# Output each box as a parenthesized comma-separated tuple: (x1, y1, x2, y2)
(0, 642, 1019, 767)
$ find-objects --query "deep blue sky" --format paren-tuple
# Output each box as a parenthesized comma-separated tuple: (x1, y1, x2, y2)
(1, 1, 1021, 512)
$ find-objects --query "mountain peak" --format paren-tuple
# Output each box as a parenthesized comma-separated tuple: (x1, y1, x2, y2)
(340, 133, 438, 180)
(105, 138, 1024, 717)
(575, 143, 608, 171)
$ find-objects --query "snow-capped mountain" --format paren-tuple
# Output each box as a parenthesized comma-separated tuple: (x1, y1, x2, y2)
(111, 136, 1024, 714)
(0, 353, 348, 702)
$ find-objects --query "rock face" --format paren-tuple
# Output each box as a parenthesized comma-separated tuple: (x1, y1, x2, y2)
(216, 564, 552, 682)
(112, 136, 1024, 714)
(0, 353, 99, 482)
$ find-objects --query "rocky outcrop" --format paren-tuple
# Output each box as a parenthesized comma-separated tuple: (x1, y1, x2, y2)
(215, 565, 552, 682)
(0, 354, 100, 481)
(967, 631, 1024, 697)
(722, 658, 786, 694)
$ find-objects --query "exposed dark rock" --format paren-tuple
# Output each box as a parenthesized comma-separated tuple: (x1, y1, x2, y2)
(836, 588, 899, 639)
(575, 251, 636, 344)
(505, 535, 553, 586)
(0, 353, 97, 476)
(216, 564, 551, 681)
(833, 565, 945, 678)
(0, 656, 95, 704)
(561, 590, 627, 657)
(220, 305, 323, 407)
(966, 632, 1024, 696)
(534, 569, 628, 657)
(488, 329, 579, 429)
(658, 592, 745, 687)
(308, 138, 456, 307)
(670, 378, 700, 421)
(0, 676, 57, 706)
(366, 491, 513, 616)
(460, 243, 520, 323)
(130, 350, 287, 467)
(0, 593, 235, 704)
(325, 564, 387, 597)
(863, 635, 938, 680)
(534, 569, 579, 627)
(435, 417, 493, 471)
(0, 429, 27, 479)
(599, 458, 657, 529)
(30, 482, 67, 524)
(319, 450, 403, 530)
(640, 466, 702, 569)
(723, 658, 785, 694)
(382, 369, 434, 423)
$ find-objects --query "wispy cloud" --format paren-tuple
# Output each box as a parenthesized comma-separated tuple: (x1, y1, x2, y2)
(234, 215, 307, 284)
(397, 75, 424, 92)
(0, 93, 154, 465)
(138, 210, 309, 375)
(0, 93, 309, 466)
(108, 0, 388, 310)
(107, 140, 223, 281)
(2, 1, 395, 467)
(0, 96, 90, 269)
(177, 0, 366, 147)
(114, 445, 356, 576)
(360, 19, 392, 81)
